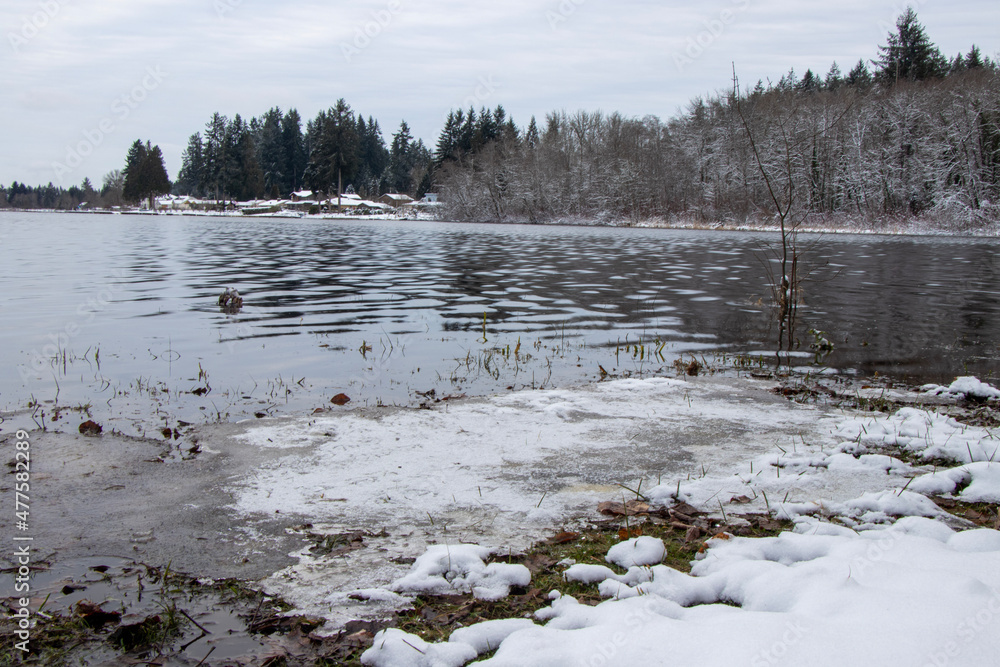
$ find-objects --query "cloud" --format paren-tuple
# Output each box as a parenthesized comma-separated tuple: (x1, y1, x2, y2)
(1, 0, 999, 186)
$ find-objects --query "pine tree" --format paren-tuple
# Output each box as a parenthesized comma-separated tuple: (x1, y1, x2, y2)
(122, 140, 170, 208)
(282, 109, 306, 194)
(776, 68, 798, 91)
(138, 143, 171, 209)
(388, 120, 414, 193)
(846, 59, 873, 88)
(356, 115, 389, 197)
(203, 113, 228, 200)
(122, 139, 148, 204)
(824, 62, 843, 91)
(257, 108, 286, 196)
(874, 8, 947, 83)
(966, 45, 984, 70)
(435, 111, 462, 164)
(525, 116, 540, 148)
(304, 99, 359, 195)
(176, 133, 205, 196)
(797, 69, 820, 93)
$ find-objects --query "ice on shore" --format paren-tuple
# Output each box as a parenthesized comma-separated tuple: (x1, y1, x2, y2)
(222, 375, 1000, 664)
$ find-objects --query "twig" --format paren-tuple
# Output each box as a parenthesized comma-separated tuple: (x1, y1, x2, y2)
(179, 608, 211, 636)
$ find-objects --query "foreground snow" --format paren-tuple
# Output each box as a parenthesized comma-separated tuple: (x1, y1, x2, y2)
(222, 375, 1000, 664)
(364, 524, 1000, 667)
(359, 385, 1000, 666)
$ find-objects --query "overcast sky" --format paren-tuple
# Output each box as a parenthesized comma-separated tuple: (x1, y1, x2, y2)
(3, 0, 998, 189)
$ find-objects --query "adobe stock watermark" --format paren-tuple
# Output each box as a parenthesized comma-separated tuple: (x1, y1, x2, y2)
(446, 75, 501, 119)
(214, 0, 242, 20)
(51, 66, 168, 184)
(574, 595, 660, 667)
(673, 0, 751, 72)
(876, 0, 929, 36)
(922, 586, 1000, 667)
(341, 0, 402, 63)
(546, 0, 587, 30)
(750, 620, 810, 667)
(8, 0, 70, 54)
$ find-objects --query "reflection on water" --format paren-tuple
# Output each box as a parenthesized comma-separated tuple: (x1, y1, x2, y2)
(1, 212, 998, 434)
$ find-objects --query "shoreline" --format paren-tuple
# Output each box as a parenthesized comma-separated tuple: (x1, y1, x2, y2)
(2, 206, 998, 238)
(4, 372, 998, 663)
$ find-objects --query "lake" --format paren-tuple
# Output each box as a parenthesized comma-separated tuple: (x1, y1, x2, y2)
(1, 212, 998, 436)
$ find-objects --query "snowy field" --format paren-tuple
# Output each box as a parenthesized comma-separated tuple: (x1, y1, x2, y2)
(223, 376, 1000, 666)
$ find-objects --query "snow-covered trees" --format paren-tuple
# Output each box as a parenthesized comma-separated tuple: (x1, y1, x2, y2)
(433, 10, 1000, 229)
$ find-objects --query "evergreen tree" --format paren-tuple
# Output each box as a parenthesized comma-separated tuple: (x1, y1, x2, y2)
(846, 59, 873, 87)
(776, 68, 798, 91)
(874, 8, 947, 83)
(121, 139, 148, 203)
(282, 109, 307, 194)
(176, 133, 204, 196)
(258, 108, 286, 196)
(304, 99, 359, 195)
(122, 140, 170, 208)
(223, 114, 247, 200)
(203, 113, 228, 200)
(137, 143, 171, 209)
(797, 69, 820, 93)
(525, 116, 540, 148)
(459, 107, 477, 153)
(966, 45, 984, 70)
(388, 120, 414, 193)
(435, 110, 463, 164)
(824, 62, 843, 91)
(356, 115, 389, 197)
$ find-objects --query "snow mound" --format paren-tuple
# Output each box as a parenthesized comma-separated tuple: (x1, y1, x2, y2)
(361, 628, 476, 667)
(389, 544, 530, 601)
(364, 518, 1000, 667)
(911, 462, 1000, 503)
(449, 618, 537, 655)
(921, 376, 1000, 400)
(606, 536, 666, 568)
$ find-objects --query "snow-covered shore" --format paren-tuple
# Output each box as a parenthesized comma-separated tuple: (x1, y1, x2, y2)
(216, 374, 1000, 665)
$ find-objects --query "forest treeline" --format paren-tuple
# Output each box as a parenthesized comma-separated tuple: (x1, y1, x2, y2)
(4, 9, 999, 230)
(173, 102, 432, 202)
(437, 10, 1000, 229)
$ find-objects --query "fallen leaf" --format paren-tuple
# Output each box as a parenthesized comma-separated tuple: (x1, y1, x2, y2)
(618, 526, 643, 539)
(331, 393, 351, 406)
(546, 531, 580, 545)
(79, 420, 103, 436)
(730, 495, 753, 505)
(75, 600, 121, 630)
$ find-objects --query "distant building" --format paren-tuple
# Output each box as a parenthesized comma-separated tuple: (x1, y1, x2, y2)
(291, 190, 314, 202)
(378, 193, 415, 208)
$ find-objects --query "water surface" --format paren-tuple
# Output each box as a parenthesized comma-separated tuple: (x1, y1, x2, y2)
(1, 212, 997, 435)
